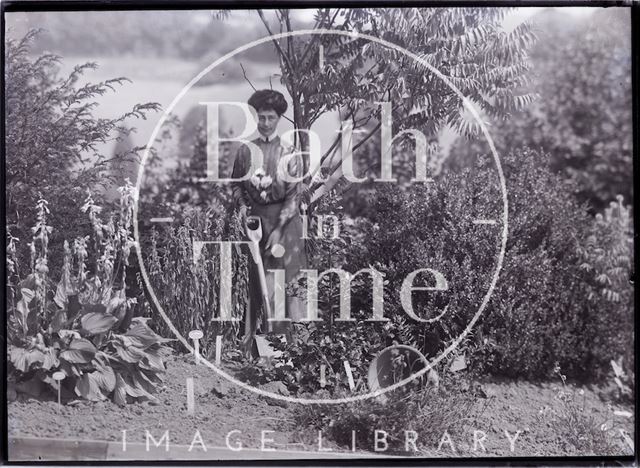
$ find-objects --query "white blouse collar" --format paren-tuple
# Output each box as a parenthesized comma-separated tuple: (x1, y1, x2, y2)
(259, 132, 278, 143)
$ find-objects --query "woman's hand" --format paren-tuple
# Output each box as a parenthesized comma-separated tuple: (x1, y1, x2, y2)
(265, 227, 283, 255)
(238, 205, 248, 223)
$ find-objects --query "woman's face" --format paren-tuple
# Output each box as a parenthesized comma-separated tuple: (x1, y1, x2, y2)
(256, 109, 280, 137)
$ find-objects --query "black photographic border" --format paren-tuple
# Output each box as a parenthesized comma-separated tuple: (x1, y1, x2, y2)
(0, 0, 637, 465)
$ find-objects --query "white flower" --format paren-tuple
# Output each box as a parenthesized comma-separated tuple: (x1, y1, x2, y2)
(254, 168, 266, 177)
(260, 175, 273, 188)
(260, 191, 268, 200)
(250, 175, 260, 188)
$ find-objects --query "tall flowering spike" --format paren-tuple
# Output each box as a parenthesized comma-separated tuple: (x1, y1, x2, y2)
(61, 240, 72, 277)
(104, 215, 115, 237)
(117, 178, 136, 230)
(112, 179, 136, 287)
(32, 193, 52, 260)
(82, 190, 104, 242)
(73, 236, 89, 284)
(6, 231, 19, 278)
(97, 243, 115, 283)
(29, 240, 36, 273)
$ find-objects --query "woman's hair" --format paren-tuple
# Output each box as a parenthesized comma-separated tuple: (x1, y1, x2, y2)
(248, 90, 288, 116)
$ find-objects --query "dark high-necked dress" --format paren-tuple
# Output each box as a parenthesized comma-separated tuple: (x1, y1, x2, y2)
(231, 135, 307, 338)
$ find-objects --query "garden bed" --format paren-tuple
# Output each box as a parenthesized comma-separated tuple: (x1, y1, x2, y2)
(8, 350, 634, 460)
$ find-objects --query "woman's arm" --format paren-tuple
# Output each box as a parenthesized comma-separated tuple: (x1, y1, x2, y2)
(277, 152, 303, 230)
(266, 152, 302, 252)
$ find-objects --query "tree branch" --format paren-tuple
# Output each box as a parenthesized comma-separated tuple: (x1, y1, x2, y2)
(257, 10, 296, 77)
(298, 8, 342, 67)
(239, 63, 257, 91)
(282, 9, 297, 70)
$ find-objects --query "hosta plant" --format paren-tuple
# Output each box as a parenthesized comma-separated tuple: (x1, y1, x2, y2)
(7, 184, 173, 405)
(8, 291, 172, 405)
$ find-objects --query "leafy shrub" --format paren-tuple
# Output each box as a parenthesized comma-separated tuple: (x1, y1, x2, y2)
(243, 190, 387, 395)
(7, 184, 172, 405)
(5, 30, 159, 273)
(293, 371, 477, 454)
(448, 8, 632, 212)
(294, 147, 632, 381)
(140, 206, 248, 355)
(610, 358, 634, 403)
(135, 115, 250, 354)
(268, 320, 387, 395)
(182, 144, 632, 387)
(535, 366, 624, 456)
(577, 198, 634, 385)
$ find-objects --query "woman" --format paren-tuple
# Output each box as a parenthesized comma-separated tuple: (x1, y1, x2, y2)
(231, 89, 307, 354)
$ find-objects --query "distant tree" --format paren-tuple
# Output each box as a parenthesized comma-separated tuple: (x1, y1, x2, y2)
(448, 8, 632, 212)
(5, 30, 160, 268)
(18, 11, 219, 59)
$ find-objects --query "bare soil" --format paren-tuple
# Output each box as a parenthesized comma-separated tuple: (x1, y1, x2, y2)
(7, 351, 635, 458)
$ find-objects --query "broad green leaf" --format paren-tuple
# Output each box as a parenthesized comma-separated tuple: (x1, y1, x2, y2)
(100, 285, 114, 305)
(59, 337, 97, 364)
(59, 359, 82, 378)
(137, 367, 163, 386)
(90, 361, 116, 393)
(122, 372, 157, 402)
(113, 374, 128, 406)
(108, 290, 130, 331)
(81, 311, 118, 335)
(9, 345, 46, 372)
(49, 309, 67, 333)
(140, 353, 166, 373)
(125, 318, 172, 348)
(113, 340, 147, 363)
(41, 347, 60, 370)
(79, 277, 102, 305)
(132, 368, 158, 394)
(18, 274, 38, 291)
(58, 329, 81, 340)
(54, 271, 77, 310)
(20, 288, 36, 304)
(75, 372, 105, 401)
(107, 289, 127, 316)
(16, 288, 37, 336)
